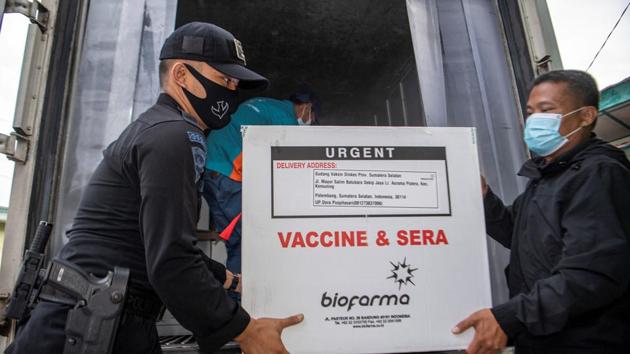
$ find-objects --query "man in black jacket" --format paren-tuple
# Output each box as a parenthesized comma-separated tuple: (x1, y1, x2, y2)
(453, 70, 630, 354)
(7, 22, 302, 354)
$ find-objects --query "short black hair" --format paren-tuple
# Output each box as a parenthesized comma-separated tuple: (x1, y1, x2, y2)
(529, 70, 599, 108)
(159, 60, 174, 88)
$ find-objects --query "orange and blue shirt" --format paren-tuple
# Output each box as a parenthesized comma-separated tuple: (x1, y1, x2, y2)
(205, 98, 298, 181)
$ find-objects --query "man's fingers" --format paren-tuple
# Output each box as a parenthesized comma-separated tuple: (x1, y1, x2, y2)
(466, 338, 482, 354)
(234, 275, 242, 293)
(452, 314, 475, 334)
(277, 313, 304, 329)
(223, 271, 234, 289)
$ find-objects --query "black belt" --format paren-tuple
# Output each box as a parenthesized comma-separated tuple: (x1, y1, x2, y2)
(40, 285, 165, 321)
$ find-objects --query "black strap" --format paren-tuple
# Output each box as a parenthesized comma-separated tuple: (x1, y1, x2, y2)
(228, 276, 240, 292)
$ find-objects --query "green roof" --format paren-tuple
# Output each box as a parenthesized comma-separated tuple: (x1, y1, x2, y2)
(600, 78, 630, 111)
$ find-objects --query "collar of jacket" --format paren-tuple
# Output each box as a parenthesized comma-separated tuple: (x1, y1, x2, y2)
(157, 92, 181, 111)
(156, 93, 207, 134)
(518, 133, 598, 179)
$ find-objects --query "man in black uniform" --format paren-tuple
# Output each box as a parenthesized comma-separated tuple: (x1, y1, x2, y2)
(453, 70, 630, 353)
(7, 22, 302, 354)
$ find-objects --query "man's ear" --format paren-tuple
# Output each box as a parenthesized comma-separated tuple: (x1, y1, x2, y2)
(581, 106, 598, 128)
(171, 62, 188, 88)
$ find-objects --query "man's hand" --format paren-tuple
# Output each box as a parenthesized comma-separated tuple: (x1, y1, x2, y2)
(452, 309, 507, 354)
(235, 314, 304, 354)
(223, 272, 242, 293)
(234, 274, 242, 293)
(224, 270, 234, 290)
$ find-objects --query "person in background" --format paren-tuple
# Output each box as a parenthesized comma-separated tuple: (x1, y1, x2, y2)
(203, 90, 320, 277)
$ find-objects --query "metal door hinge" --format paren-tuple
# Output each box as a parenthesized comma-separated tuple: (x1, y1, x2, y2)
(535, 55, 552, 75)
(4, 0, 49, 32)
(0, 132, 29, 163)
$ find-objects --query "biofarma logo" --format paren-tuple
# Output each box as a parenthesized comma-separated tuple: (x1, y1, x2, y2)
(320, 292, 410, 312)
(320, 258, 417, 311)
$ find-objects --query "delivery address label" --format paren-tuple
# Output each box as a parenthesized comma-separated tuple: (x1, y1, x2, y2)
(313, 169, 438, 208)
(271, 146, 452, 218)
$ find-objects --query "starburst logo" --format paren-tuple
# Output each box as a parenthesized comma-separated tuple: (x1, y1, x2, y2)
(387, 258, 418, 290)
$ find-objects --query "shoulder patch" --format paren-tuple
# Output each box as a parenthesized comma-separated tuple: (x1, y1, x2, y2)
(187, 130, 206, 183)
(187, 131, 206, 146)
(191, 146, 206, 183)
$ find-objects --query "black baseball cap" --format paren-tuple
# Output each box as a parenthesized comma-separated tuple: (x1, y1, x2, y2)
(160, 22, 269, 90)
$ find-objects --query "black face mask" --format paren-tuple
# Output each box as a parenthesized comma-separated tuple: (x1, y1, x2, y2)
(182, 64, 238, 129)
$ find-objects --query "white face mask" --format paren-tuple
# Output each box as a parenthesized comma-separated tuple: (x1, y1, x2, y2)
(297, 105, 312, 125)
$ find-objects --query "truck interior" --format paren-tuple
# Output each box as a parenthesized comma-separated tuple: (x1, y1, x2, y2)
(176, 0, 424, 127)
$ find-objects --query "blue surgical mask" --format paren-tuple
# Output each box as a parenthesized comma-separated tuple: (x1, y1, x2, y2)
(523, 107, 586, 156)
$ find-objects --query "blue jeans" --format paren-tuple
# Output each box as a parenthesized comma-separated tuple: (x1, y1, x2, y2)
(202, 170, 242, 275)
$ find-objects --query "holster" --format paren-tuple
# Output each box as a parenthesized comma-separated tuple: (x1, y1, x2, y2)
(42, 259, 130, 354)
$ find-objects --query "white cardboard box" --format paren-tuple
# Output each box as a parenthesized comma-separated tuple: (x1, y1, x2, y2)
(242, 126, 491, 353)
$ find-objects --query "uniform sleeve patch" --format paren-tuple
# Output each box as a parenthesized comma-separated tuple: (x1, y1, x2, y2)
(187, 131, 206, 146)
(191, 146, 206, 183)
